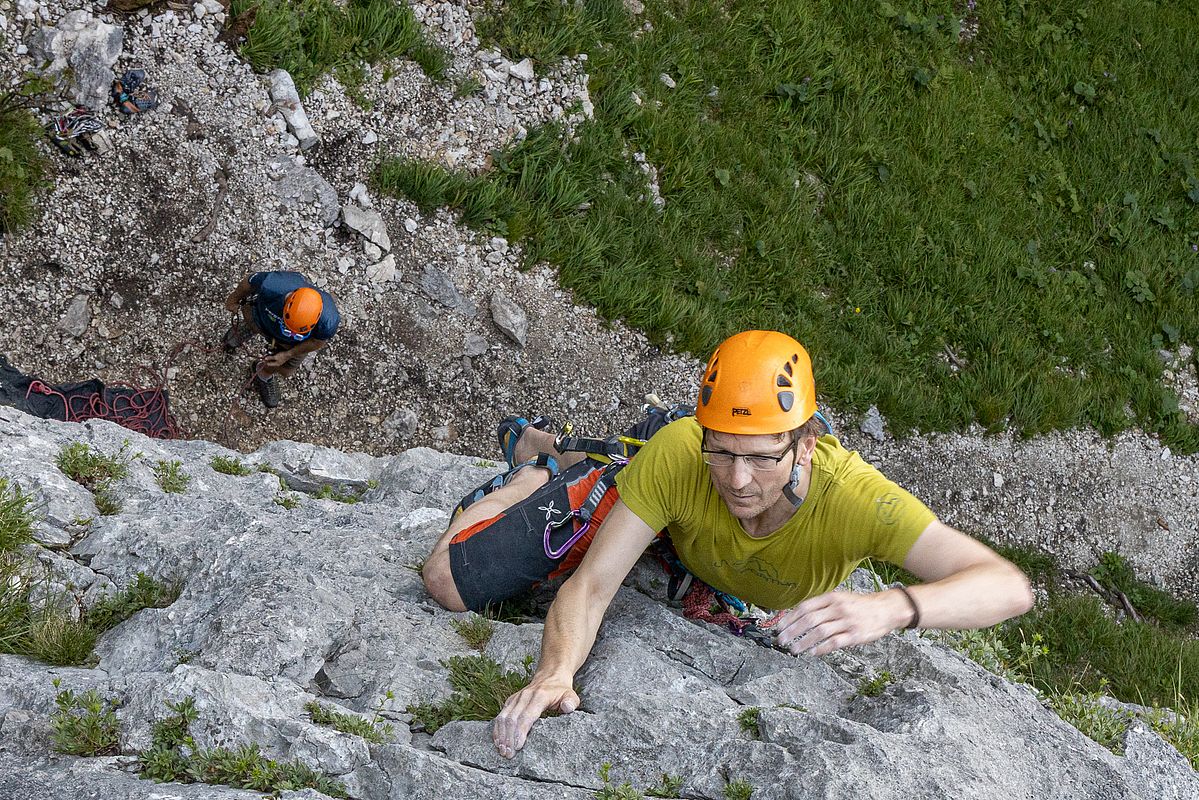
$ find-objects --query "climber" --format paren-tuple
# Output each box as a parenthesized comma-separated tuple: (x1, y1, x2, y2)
(420, 329, 1034, 758)
(222, 271, 340, 408)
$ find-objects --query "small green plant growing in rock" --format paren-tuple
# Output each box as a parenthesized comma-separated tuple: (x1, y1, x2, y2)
(56, 442, 133, 515)
(451, 613, 496, 651)
(645, 773, 684, 798)
(86, 573, 180, 633)
(737, 706, 761, 738)
(1146, 700, 1199, 770)
(722, 779, 754, 800)
(407, 654, 535, 734)
(595, 762, 643, 799)
(50, 681, 120, 756)
(56, 442, 132, 487)
(455, 75, 484, 98)
(210, 456, 253, 476)
(274, 493, 301, 510)
(305, 699, 394, 744)
(139, 696, 348, 797)
(153, 460, 190, 494)
(1048, 688, 1129, 754)
(257, 462, 277, 474)
(0, 478, 34, 553)
(313, 484, 361, 504)
(856, 670, 895, 698)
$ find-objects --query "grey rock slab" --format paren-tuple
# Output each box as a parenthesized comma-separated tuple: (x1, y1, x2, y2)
(417, 265, 476, 317)
(367, 255, 397, 284)
(1118, 720, 1199, 799)
(489, 293, 528, 347)
(56, 294, 90, 338)
(267, 69, 320, 150)
(252, 439, 384, 492)
(0, 752, 267, 798)
(342, 205, 392, 252)
(860, 404, 886, 441)
(28, 10, 123, 110)
(269, 155, 340, 227)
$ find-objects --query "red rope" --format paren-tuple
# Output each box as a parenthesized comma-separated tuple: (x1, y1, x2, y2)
(680, 579, 784, 634)
(20, 324, 266, 443)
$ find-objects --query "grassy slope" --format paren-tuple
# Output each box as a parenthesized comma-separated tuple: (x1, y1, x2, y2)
(378, 0, 1199, 448)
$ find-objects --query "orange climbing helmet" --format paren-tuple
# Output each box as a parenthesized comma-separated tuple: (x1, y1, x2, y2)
(695, 330, 817, 435)
(282, 287, 323, 336)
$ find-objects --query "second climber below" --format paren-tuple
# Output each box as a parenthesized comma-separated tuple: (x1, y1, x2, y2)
(222, 270, 341, 408)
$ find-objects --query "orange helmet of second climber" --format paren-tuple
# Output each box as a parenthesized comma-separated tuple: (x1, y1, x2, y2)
(695, 330, 817, 435)
(282, 287, 323, 336)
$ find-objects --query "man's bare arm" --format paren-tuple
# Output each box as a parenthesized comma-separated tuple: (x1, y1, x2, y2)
(224, 277, 253, 312)
(491, 500, 657, 758)
(776, 520, 1033, 656)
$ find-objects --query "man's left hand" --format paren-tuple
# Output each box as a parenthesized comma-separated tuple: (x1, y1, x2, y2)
(262, 352, 290, 369)
(774, 590, 905, 657)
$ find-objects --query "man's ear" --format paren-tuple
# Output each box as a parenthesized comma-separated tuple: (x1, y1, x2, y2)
(795, 433, 818, 466)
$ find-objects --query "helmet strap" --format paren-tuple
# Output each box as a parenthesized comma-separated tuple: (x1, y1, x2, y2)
(783, 461, 804, 508)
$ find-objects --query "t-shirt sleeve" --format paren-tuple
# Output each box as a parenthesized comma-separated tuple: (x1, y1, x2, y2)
(248, 272, 267, 290)
(615, 418, 697, 532)
(835, 466, 936, 567)
(311, 292, 340, 341)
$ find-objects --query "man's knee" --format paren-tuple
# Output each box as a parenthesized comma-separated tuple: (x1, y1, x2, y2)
(423, 548, 467, 612)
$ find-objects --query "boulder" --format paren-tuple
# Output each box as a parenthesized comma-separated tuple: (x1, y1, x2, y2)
(267, 69, 320, 150)
(27, 11, 123, 111)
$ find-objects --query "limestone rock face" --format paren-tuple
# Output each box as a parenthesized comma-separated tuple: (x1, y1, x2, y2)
(28, 11, 123, 110)
(0, 407, 1196, 800)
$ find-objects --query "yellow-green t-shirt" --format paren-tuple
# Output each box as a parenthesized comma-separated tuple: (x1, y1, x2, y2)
(615, 417, 935, 609)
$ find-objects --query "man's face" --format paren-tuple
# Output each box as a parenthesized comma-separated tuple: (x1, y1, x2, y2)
(702, 429, 798, 521)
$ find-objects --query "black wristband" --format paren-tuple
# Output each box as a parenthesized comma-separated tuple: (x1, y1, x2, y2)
(896, 585, 920, 630)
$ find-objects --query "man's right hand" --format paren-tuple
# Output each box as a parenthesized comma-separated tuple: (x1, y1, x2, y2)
(492, 675, 579, 759)
(224, 297, 241, 313)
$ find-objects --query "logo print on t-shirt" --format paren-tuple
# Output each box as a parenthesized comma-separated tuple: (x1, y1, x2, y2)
(714, 556, 799, 589)
(875, 492, 904, 525)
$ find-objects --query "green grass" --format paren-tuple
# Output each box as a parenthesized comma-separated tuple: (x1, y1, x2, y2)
(153, 460, 191, 494)
(305, 699, 394, 743)
(1148, 701, 1199, 771)
(855, 670, 895, 698)
(274, 493, 301, 510)
(596, 763, 644, 800)
(407, 654, 535, 734)
(87, 573, 181, 633)
(231, 0, 448, 95)
(0, 77, 52, 234)
(50, 684, 120, 757)
(1089, 551, 1198, 629)
(376, 0, 1199, 451)
(723, 779, 754, 800)
(736, 706, 761, 737)
(1049, 689, 1129, 754)
(997, 594, 1199, 708)
(210, 456, 254, 476)
(0, 478, 33, 554)
(450, 613, 496, 651)
(312, 484, 362, 503)
(56, 443, 132, 489)
(139, 697, 348, 797)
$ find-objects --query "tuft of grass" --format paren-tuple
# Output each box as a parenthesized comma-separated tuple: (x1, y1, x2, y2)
(645, 774, 684, 798)
(407, 654, 535, 734)
(723, 779, 754, 800)
(855, 670, 895, 698)
(56, 443, 132, 489)
(87, 573, 181, 633)
(305, 699, 394, 744)
(379, 0, 1199, 453)
(50, 682, 120, 756)
(1147, 701, 1199, 771)
(312, 484, 362, 504)
(596, 763, 643, 800)
(997, 595, 1199, 708)
(1048, 689, 1129, 754)
(450, 614, 496, 651)
(454, 75, 484, 99)
(0, 75, 53, 234)
(274, 493, 301, 510)
(139, 696, 348, 797)
(231, 0, 448, 94)
(210, 456, 254, 476)
(93, 488, 122, 516)
(25, 611, 98, 666)
(0, 478, 34, 554)
(153, 460, 191, 494)
(736, 706, 761, 737)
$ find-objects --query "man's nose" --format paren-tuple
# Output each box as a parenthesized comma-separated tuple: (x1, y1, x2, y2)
(727, 457, 755, 488)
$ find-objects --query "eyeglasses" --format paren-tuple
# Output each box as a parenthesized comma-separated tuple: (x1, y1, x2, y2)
(701, 447, 793, 471)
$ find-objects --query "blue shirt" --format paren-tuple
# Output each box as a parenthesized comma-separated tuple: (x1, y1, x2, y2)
(248, 271, 340, 345)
